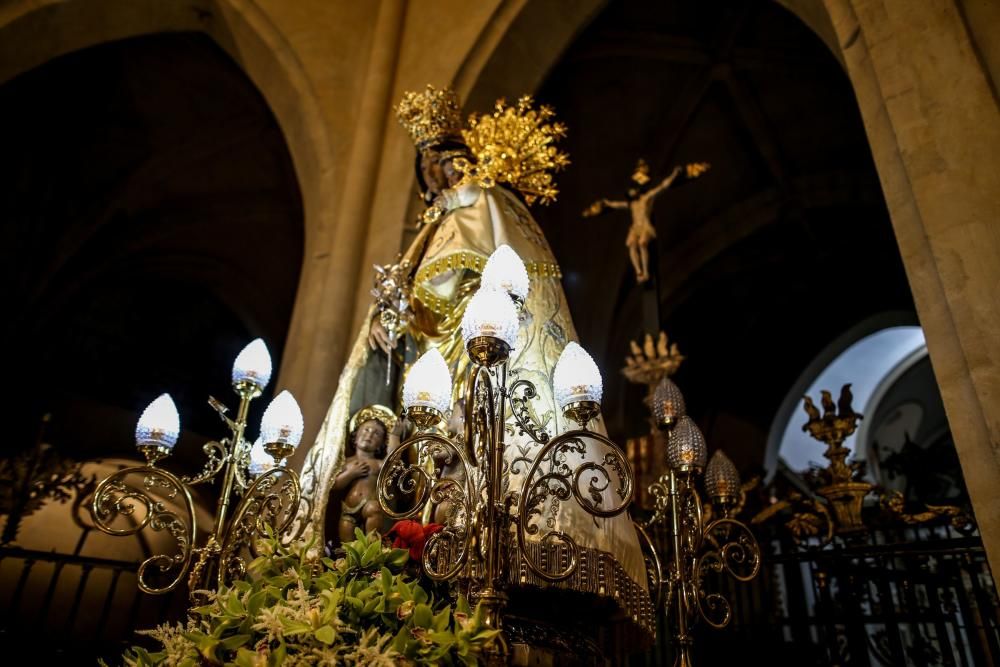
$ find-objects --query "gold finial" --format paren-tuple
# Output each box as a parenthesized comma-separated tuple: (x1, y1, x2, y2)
(631, 158, 651, 186)
(622, 331, 685, 387)
(455, 95, 570, 206)
(395, 85, 464, 150)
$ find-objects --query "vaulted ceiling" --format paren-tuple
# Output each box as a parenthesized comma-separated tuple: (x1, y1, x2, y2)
(0, 33, 303, 464)
(533, 0, 916, 471)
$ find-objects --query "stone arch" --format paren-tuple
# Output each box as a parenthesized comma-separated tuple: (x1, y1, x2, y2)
(0, 0, 332, 253)
(0, 0, 337, 425)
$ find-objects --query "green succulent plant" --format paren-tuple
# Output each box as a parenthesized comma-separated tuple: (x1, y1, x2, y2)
(112, 529, 497, 666)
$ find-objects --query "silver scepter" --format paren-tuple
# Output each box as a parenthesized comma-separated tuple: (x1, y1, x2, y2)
(371, 259, 412, 386)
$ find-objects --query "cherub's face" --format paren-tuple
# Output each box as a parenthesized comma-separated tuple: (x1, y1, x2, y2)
(355, 420, 386, 455)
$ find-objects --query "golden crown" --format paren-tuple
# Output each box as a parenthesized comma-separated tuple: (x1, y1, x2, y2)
(455, 95, 570, 206)
(349, 404, 398, 436)
(394, 85, 464, 149)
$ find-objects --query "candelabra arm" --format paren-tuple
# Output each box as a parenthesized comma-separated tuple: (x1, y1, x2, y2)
(635, 519, 665, 608)
(217, 464, 301, 588)
(180, 440, 229, 486)
(668, 469, 695, 667)
(507, 378, 550, 444)
(516, 429, 633, 582)
(91, 464, 197, 594)
(211, 387, 255, 542)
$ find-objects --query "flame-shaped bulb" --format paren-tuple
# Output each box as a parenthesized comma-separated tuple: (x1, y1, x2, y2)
(135, 393, 180, 451)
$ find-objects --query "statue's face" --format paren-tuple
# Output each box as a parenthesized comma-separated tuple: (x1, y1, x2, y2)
(420, 150, 447, 196)
(355, 419, 386, 455)
(441, 158, 462, 186)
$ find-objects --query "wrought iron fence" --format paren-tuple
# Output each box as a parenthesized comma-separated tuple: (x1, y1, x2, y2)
(630, 524, 999, 666)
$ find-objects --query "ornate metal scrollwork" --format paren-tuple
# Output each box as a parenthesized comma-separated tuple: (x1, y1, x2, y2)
(92, 466, 196, 594)
(216, 466, 301, 588)
(516, 430, 633, 581)
(692, 518, 761, 628)
(180, 440, 229, 486)
(377, 432, 476, 579)
(370, 344, 639, 659)
(508, 379, 550, 444)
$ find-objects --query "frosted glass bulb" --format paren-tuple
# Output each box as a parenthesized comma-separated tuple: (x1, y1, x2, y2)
(705, 450, 741, 500)
(666, 416, 708, 471)
(260, 390, 304, 450)
(403, 348, 452, 415)
(232, 338, 273, 389)
(460, 286, 519, 348)
(135, 393, 180, 450)
(249, 437, 283, 476)
(552, 342, 603, 409)
(482, 244, 529, 302)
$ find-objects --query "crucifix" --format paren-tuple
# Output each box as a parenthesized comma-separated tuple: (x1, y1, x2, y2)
(584, 159, 710, 285)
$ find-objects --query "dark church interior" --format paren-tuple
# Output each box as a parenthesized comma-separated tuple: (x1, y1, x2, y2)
(1, 1, 997, 665)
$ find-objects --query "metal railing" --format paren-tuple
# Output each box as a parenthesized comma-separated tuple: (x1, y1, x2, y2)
(0, 545, 188, 663)
(630, 524, 1000, 666)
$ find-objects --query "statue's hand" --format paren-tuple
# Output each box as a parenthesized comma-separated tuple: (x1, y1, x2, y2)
(345, 459, 371, 480)
(368, 315, 395, 354)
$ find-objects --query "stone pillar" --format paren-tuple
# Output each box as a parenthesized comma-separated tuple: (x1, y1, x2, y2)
(280, 0, 407, 471)
(824, 0, 1000, 573)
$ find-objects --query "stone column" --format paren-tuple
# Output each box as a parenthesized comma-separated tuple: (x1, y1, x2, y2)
(824, 0, 1000, 573)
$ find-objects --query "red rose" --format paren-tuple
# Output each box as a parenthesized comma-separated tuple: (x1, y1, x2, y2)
(387, 520, 444, 560)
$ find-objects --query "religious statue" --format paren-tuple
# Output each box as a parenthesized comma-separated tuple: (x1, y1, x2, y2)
(298, 86, 649, 626)
(584, 158, 710, 283)
(328, 404, 398, 544)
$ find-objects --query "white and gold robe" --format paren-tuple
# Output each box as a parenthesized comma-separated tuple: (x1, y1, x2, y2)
(299, 183, 651, 630)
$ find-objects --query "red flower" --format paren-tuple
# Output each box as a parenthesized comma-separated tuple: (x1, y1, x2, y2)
(387, 520, 444, 560)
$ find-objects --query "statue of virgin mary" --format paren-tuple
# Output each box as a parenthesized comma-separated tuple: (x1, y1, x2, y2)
(298, 86, 652, 635)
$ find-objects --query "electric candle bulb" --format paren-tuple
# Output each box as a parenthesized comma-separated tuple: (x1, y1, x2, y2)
(552, 342, 603, 409)
(666, 416, 708, 471)
(705, 450, 741, 501)
(460, 286, 519, 348)
(135, 393, 181, 451)
(402, 348, 453, 415)
(482, 244, 530, 302)
(260, 390, 304, 450)
(231, 338, 273, 389)
(249, 437, 283, 475)
(653, 377, 687, 427)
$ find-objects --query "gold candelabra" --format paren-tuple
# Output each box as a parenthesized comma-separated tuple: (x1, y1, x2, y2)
(90, 339, 306, 599)
(637, 376, 761, 667)
(752, 383, 972, 544)
(374, 246, 635, 663)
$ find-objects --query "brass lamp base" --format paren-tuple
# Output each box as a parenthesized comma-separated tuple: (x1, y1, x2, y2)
(658, 416, 678, 432)
(467, 336, 511, 367)
(405, 405, 445, 430)
(264, 441, 295, 461)
(137, 443, 171, 466)
(672, 463, 703, 476)
(233, 379, 263, 400)
(563, 400, 601, 428)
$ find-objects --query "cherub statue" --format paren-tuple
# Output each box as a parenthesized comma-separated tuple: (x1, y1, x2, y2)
(584, 159, 710, 283)
(330, 405, 400, 544)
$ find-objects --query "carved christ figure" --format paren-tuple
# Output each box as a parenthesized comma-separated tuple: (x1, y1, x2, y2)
(584, 159, 710, 283)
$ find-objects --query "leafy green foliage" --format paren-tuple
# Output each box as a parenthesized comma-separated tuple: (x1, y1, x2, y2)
(115, 529, 498, 666)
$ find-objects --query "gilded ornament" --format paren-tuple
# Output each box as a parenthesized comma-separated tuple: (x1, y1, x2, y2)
(753, 382, 974, 543)
(454, 95, 570, 206)
(394, 84, 464, 149)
